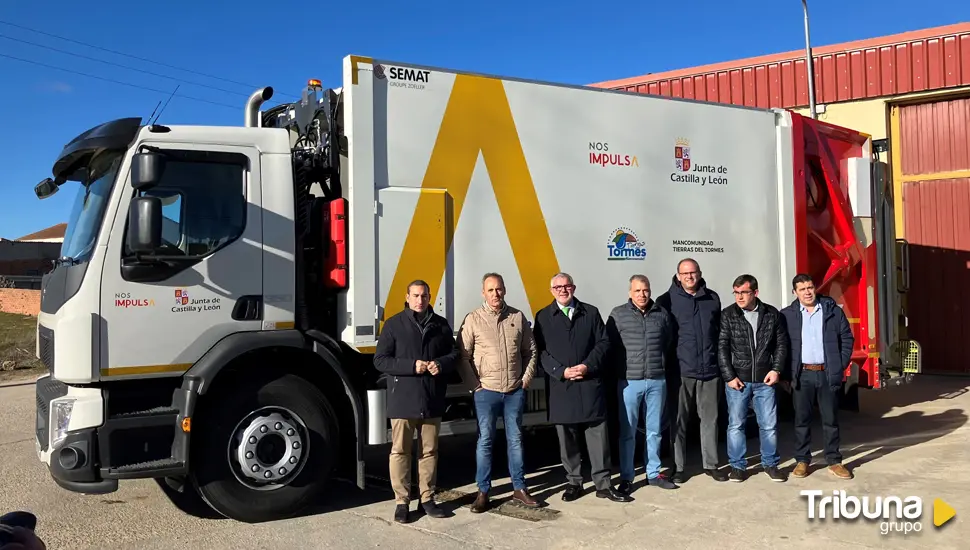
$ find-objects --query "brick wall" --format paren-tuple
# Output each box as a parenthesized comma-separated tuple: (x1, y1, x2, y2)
(0, 289, 41, 316)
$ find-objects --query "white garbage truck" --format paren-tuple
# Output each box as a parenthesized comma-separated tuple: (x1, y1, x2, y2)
(32, 54, 917, 523)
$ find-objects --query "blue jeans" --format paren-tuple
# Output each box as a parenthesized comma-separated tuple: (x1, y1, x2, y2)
(474, 387, 527, 493)
(725, 381, 780, 469)
(617, 378, 667, 480)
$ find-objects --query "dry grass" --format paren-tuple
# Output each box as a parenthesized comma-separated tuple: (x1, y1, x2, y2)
(0, 311, 44, 382)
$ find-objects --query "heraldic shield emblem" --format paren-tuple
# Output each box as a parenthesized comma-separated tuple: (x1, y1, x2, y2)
(675, 138, 691, 172)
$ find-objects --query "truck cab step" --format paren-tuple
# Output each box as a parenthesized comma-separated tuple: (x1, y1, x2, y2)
(109, 406, 180, 419)
(104, 458, 185, 479)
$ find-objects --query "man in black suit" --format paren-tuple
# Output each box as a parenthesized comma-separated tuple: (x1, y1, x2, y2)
(533, 272, 632, 503)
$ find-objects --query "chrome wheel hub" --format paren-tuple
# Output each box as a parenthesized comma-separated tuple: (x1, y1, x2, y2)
(229, 407, 309, 490)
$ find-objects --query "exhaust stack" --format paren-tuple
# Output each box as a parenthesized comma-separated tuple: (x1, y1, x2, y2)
(244, 87, 274, 127)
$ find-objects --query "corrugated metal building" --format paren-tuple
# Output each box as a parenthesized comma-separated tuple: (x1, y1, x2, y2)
(591, 23, 970, 376)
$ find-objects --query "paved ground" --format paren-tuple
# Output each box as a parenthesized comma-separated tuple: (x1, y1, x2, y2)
(1, 375, 968, 549)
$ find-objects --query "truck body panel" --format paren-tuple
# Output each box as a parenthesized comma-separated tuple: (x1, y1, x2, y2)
(342, 57, 798, 349)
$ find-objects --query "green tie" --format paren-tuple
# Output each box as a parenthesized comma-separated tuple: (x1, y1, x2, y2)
(563, 306, 571, 318)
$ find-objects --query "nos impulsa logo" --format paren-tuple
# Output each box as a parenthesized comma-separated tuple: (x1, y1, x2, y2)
(801, 490, 956, 536)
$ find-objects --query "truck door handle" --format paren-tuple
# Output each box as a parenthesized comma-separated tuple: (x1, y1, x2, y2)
(895, 239, 910, 293)
(232, 295, 263, 321)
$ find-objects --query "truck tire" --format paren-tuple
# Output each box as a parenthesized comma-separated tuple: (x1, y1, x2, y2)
(190, 373, 339, 523)
(155, 477, 223, 520)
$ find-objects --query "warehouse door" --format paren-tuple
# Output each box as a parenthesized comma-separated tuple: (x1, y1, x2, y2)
(892, 97, 970, 375)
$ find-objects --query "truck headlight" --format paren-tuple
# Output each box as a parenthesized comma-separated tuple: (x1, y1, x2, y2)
(50, 397, 76, 450)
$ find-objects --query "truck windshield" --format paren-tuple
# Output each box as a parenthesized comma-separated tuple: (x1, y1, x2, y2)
(59, 153, 122, 264)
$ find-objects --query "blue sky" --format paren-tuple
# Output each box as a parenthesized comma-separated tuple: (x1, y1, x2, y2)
(1, 0, 967, 240)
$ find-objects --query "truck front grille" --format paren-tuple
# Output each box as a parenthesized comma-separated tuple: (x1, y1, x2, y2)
(37, 326, 54, 374)
(35, 394, 48, 452)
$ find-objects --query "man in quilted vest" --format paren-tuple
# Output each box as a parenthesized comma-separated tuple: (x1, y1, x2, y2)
(607, 274, 678, 494)
(457, 272, 541, 513)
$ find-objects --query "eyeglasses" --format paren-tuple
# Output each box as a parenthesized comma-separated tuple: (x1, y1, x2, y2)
(552, 284, 575, 292)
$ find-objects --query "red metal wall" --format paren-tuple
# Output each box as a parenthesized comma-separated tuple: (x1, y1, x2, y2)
(899, 97, 970, 375)
(593, 24, 970, 110)
(899, 98, 970, 175)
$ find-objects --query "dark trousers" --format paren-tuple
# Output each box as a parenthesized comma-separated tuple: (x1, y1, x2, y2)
(793, 368, 842, 464)
(674, 376, 722, 471)
(556, 420, 613, 491)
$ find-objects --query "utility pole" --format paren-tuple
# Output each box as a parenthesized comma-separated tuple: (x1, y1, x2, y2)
(802, 0, 818, 119)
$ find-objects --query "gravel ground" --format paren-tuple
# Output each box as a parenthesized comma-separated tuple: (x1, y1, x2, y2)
(1, 375, 968, 549)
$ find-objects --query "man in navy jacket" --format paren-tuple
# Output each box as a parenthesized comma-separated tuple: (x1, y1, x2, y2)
(655, 258, 727, 483)
(779, 273, 855, 480)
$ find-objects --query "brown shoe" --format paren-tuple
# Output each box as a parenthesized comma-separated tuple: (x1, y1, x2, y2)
(829, 464, 853, 479)
(792, 462, 810, 478)
(470, 491, 489, 513)
(513, 488, 540, 508)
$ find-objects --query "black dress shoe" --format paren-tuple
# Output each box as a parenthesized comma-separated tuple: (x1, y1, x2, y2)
(672, 470, 687, 484)
(616, 480, 633, 495)
(422, 500, 449, 518)
(394, 504, 409, 523)
(595, 487, 634, 502)
(705, 468, 728, 482)
(561, 484, 583, 502)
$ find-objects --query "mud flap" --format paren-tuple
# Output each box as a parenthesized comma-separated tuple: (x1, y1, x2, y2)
(841, 363, 861, 412)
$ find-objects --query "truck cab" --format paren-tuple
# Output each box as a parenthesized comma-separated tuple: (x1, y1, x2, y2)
(32, 76, 514, 523)
(34, 80, 377, 521)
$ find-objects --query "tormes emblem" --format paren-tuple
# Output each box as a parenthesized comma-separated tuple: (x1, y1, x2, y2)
(675, 137, 691, 172)
(607, 227, 647, 261)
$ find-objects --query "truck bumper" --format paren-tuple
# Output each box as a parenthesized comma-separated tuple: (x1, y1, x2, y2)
(35, 375, 118, 494)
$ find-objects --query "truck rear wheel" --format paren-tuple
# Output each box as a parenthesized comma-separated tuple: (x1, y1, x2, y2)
(190, 373, 339, 523)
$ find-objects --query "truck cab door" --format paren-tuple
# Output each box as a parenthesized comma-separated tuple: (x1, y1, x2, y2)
(98, 145, 263, 379)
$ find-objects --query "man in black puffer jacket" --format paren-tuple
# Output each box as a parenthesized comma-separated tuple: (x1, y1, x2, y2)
(717, 274, 789, 484)
(606, 274, 677, 494)
(655, 258, 726, 484)
(374, 280, 460, 524)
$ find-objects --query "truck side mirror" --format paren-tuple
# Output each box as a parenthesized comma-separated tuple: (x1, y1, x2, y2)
(131, 152, 166, 191)
(128, 196, 162, 253)
(34, 178, 59, 199)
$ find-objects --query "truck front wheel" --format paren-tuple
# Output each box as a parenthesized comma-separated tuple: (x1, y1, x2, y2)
(190, 373, 339, 523)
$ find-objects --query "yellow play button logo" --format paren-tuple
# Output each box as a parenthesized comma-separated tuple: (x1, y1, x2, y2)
(934, 499, 956, 527)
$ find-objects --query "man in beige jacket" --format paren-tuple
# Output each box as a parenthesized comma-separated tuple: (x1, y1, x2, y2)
(457, 272, 541, 513)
